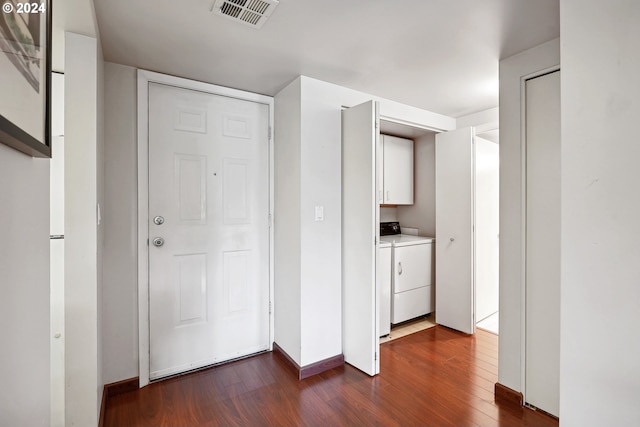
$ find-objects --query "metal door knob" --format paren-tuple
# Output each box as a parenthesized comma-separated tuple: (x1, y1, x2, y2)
(154, 216, 165, 225)
(153, 237, 165, 247)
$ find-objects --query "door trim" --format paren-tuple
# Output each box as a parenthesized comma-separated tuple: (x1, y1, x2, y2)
(136, 69, 275, 387)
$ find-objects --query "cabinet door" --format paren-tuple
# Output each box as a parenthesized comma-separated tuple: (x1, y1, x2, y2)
(383, 135, 414, 204)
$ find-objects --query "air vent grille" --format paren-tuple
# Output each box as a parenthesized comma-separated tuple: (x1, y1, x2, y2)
(247, 0, 269, 14)
(220, 2, 242, 18)
(212, 0, 279, 29)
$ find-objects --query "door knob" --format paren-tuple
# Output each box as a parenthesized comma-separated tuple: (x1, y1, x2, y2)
(450, 237, 455, 242)
(153, 216, 165, 225)
(153, 237, 165, 247)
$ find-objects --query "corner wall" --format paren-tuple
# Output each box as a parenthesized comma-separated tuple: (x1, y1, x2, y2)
(274, 78, 302, 363)
(560, 1, 640, 424)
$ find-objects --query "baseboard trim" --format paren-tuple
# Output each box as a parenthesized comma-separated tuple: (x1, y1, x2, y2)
(299, 353, 344, 380)
(273, 342, 344, 380)
(272, 342, 300, 377)
(99, 377, 140, 427)
(494, 382, 523, 406)
(105, 377, 140, 397)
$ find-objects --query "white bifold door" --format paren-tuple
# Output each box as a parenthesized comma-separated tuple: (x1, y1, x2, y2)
(342, 100, 380, 376)
(435, 128, 475, 334)
(148, 83, 270, 380)
(435, 128, 500, 335)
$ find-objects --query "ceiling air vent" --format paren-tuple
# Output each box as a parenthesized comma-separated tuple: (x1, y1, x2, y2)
(212, 0, 280, 29)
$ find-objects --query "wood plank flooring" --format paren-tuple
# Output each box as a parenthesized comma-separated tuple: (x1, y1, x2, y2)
(104, 326, 558, 427)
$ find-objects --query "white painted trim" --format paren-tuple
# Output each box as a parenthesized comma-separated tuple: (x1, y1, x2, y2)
(378, 115, 448, 134)
(518, 75, 527, 396)
(136, 69, 275, 387)
(520, 65, 561, 403)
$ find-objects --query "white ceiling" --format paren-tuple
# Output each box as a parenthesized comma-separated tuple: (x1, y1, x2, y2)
(92, 0, 559, 118)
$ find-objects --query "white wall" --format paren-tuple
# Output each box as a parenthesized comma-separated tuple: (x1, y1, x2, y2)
(64, 32, 104, 427)
(96, 39, 105, 416)
(102, 62, 139, 384)
(397, 133, 437, 237)
(498, 38, 559, 393)
(0, 146, 50, 426)
(274, 78, 302, 363)
(560, 1, 640, 425)
(297, 78, 345, 365)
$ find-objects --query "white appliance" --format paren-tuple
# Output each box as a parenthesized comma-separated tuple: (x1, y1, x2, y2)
(380, 222, 435, 325)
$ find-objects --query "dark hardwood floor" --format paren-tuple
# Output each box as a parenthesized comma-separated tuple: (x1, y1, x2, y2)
(104, 326, 558, 427)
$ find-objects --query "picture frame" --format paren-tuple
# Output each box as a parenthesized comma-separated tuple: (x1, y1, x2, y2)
(0, 0, 52, 158)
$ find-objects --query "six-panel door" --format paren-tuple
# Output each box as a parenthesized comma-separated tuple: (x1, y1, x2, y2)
(148, 83, 270, 380)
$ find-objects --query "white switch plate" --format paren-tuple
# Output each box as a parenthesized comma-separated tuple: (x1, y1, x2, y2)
(315, 206, 324, 221)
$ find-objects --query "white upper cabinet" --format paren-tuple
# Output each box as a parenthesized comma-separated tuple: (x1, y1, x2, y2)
(382, 135, 414, 205)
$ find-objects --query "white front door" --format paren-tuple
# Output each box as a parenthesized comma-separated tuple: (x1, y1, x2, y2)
(435, 127, 475, 334)
(148, 82, 270, 380)
(341, 100, 380, 376)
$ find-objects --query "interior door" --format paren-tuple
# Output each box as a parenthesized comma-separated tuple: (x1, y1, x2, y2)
(525, 70, 560, 417)
(435, 127, 475, 334)
(148, 83, 270, 380)
(342, 100, 380, 376)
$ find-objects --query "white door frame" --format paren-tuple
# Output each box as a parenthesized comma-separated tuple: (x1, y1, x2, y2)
(136, 69, 275, 387)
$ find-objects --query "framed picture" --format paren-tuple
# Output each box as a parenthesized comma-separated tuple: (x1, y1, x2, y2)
(0, 0, 52, 158)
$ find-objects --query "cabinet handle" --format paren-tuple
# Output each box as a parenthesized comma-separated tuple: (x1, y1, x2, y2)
(386, 190, 390, 202)
(398, 262, 403, 275)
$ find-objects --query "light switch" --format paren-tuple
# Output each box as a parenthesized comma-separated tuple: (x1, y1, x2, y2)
(315, 206, 324, 222)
